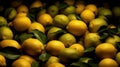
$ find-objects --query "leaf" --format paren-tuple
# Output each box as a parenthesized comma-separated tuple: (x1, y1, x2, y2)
(70, 61, 89, 67)
(31, 61, 40, 67)
(100, 32, 109, 41)
(0, 47, 21, 60)
(59, 2, 68, 10)
(32, 29, 47, 44)
(53, 29, 66, 36)
(19, 33, 33, 43)
(39, 52, 51, 62)
(84, 47, 95, 53)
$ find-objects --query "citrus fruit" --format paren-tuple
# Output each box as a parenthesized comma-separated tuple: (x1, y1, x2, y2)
(85, 4, 98, 15)
(66, 20, 87, 36)
(15, 12, 27, 18)
(48, 5, 59, 17)
(58, 33, 76, 47)
(46, 56, 60, 66)
(0, 39, 21, 49)
(30, 0, 43, 8)
(16, 4, 28, 13)
(37, 13, 53, 26)
(53, 14, 69, 28)
(67, 14, 77, 21)
(112, 6, 120, 17)
(59, 48, 80, 59)
(47, 26, 62, 40)
(10, 0, 22, 7)
(84, 33, 101, 48)
(18, 55, 35, 64)
(46, 40, 65, 56)
(0, 16, 7, 26)
(80, 9, 95, 23)
(98, 58, 118, 67)
(12, 59, 31, 67)
(98, 7, 112, 16)
(89, 18, 108, 33)
(115, 52, 120, 64)
(0, 26, 13, 40)
(75, 3, 85, 14)
(13, 16, 31, 32)
(22, 38, 44, 56)
(69, 43, 84, 56)
(95, 43, 117, 59)
(63, 6, 76, 15)
(48, 62, 65, 67)
(28, 22, 45, 33)
(0, 55, 6, 67)
(64, 0, 75, 6)
(105, 35, 120, 47)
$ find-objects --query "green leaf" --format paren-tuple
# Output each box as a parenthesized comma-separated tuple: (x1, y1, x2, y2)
(19, 33, 33, 43)
(0, 47, 21, 60)
(100, 32, 109, 41)
(59, 2, 68, 10)
(53, 29, 66, 36)
(32, 29, 47, 44)
(84, 47, 95, 53)
(27, 13, 36, 22)
(39, 52, 51, 62)
(70, 61, 89, 67)
(31, 61, 40, 67)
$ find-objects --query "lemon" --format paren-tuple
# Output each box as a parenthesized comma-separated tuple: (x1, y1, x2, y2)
(28, 22, 45, 33)
(67, 14, 77, 21)
(18, 55, 35, 64)
(47, 26, 62, 40)
(12, 59, 31, 67)
(0, 39, 21, 49)
(15, 12, 27, 18)
(66, 20, 87, 36)
(46, 56, 60, 66)
(85, 4, 98, 15)
(89, 18, 108, 33)
(75, 3, 85, 14)
(46, 40, 65, 56)
(16, 4, 29, 13)
(53, 14, 69, 28)
(58, 33, 76, 47)
(84, 33, 101, 48)
(48, 5, 59, 17)
(22, 38, 44, 56)
(95, 43, 117, 59)
(30, 0, 43, 8)
(0, 26, 13, 40)
(112, 6, 120, 17)
(48, 62, 65, 67)
(64, 0, 75, 6)
(63, 6, 76, 15)
(69, 43, 84, 56)
(80, 9, 95, 23)
(98, 7, 112, 16)
(0, 16, 7, 26)
(11, 0, 22, 7)
(59, 48, 80, 59)
(37, 13, 53, 26)
(105, 35, 120, 47)
(115, 52, 120, 64)
(13, 16, 31, 32)
(0, 55, 6, 67)
(98, 58, 118, 67)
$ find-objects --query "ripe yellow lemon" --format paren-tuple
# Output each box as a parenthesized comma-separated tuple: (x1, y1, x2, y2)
(80, 9, 95, 24)
(98, 58, 118, 67)
(46, 40, 65, 56)
(37, 13, 53, 26)
(69, 43, 84, 56)
(85, 4, 98, 15)
(12, 59, 31, 67)
(0, 55, 6, 67)
(95, 43, 117, 59)
(75, 3, 85, 14)
(66, 20, 87, 36)
(0, 39, 21, 49)
(15, 12, 27, 18)
(28, 22, 45, 33)
(22, 38, 44, 56)
(30, 0, 43, 8)
(64, 0, 75, 6)
(18, 55, 35, 64)
(17, 4, 29, 13)
(13, 16, 31, 32)
(0, 16, 7, 26)
(48, 62, 65, 67)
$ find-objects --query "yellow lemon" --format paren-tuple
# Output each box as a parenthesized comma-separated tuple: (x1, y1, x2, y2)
(22, 38, 44, 56)
(66, 20, 87, 36)
(75, 3, 85, 14)
(46, 40, 65, 56)
(28, 22, 45, 33)
(17, 4, 29, 13)
(13, 16, 31, 32)
(37, 13, 53, 26)
(30, 0, 43, 8)
(0, 39, 21, 49)
(48, 62, 65, 67)
(0, 55, 6, 67)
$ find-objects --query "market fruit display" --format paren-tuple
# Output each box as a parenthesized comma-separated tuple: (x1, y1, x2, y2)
(0, 0, 120, 67)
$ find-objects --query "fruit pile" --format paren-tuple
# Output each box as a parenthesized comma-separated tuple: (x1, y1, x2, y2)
(0, 0, 120, 67)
